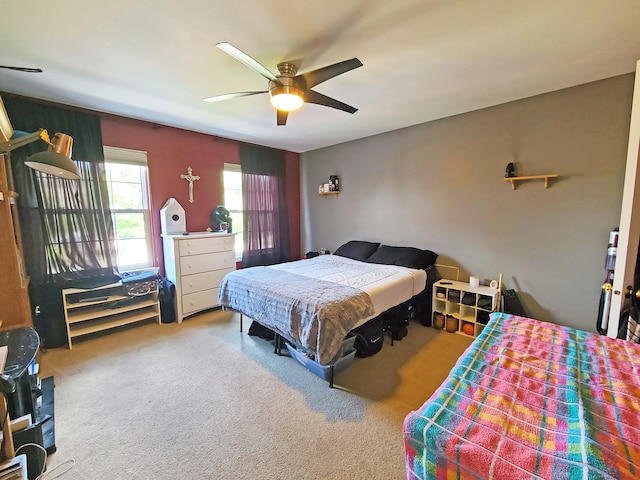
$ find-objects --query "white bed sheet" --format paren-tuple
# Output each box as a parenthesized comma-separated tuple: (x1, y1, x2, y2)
(269, 254, 427, 327)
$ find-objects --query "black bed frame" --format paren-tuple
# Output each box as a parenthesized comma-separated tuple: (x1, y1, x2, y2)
(232, 266, 438, 388)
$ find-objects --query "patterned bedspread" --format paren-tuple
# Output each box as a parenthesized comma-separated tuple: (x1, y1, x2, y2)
(404, 313, 640, 480)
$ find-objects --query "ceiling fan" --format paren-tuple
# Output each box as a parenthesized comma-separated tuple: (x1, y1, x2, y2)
(0, 66, 42, 73)
(205, 42, 363, 126)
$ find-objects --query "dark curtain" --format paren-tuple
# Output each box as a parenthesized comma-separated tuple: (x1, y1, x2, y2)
(4, 95, 117, 286)
(3, 96, 117, 347)
(240, 144, 290, 267)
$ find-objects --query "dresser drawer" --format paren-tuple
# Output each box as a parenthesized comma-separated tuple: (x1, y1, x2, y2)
(179, 250, 235, 276)
(182, 288, 219, 315)
(180, 268, 234, 295)
(178, 235, 234, 257)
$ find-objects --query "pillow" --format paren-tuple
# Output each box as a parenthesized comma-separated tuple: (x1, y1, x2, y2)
(334, 240, 381, 261)
(365, 245, 437, 270)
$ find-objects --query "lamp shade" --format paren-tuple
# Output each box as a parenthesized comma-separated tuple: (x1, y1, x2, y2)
(270, 91, 303, 111)
(24, 132, 80, 179)
(269, 78, 304, 112)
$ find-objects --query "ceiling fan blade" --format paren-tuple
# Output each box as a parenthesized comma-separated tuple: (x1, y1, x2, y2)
(299, 58, 362, 89)
(204, 91, 267, 103)
(304, 90, 358, 114)
(216, 43, 278, 82)
(277, 110, 288, 126)
(0, 66, 43, 73)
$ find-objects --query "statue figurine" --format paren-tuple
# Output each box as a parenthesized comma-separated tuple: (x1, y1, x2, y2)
(329, 175, 339, 192)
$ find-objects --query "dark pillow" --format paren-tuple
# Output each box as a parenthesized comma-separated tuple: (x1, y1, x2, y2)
(334, 240, 381, 261)
(366, 245, 438, 270)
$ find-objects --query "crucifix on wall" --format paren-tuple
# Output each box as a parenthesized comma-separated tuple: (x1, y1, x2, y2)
(180, 166, 200, 203)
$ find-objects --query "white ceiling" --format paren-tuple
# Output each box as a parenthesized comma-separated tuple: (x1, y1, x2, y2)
(1, 0, 640, 153)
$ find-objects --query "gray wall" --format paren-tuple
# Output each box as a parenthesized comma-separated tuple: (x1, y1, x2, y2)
(300, 74, 634, 332)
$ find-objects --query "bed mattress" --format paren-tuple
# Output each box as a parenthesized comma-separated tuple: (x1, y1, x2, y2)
(403, 312, 640, 480)
(270, 254, 427, 327)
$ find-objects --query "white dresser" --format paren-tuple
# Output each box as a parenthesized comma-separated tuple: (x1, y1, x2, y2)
(161, 232, 236, 323)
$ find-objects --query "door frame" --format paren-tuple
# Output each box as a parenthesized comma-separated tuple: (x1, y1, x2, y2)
(608, 60, 640, 337)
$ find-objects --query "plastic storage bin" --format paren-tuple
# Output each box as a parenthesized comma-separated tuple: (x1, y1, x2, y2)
(286, 343, 356, 382)
(342, 333, 356, 355)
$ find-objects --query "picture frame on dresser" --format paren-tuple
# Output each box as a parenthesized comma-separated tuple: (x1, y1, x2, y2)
(161, 232, 236, 323)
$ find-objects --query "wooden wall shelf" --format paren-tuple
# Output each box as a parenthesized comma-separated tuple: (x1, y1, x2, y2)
(505, 174, 558, 190)
(319, 192, 339, 198)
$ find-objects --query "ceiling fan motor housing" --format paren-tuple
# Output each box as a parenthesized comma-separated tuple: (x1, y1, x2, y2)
(269, 77, 304, 101)
(269, 63, 304, 102)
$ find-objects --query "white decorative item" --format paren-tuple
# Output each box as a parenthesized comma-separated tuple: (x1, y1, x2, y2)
(160, 198, 186, 235)
(470, 276, 480, 288)
(180, 166, 200, 203)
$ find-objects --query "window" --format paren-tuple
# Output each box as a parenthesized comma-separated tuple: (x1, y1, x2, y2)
(223, 163, 243, 260)
(104, 146, 153, 271)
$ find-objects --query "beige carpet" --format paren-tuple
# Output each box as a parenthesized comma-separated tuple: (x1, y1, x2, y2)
(38, 310, 472, 480)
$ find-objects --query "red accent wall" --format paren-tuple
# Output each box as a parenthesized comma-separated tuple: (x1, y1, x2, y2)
(100, 114, 300, 274)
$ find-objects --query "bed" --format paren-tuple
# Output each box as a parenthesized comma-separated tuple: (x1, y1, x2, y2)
(218, 241, 436, 367)
(403, 312, 640, 480)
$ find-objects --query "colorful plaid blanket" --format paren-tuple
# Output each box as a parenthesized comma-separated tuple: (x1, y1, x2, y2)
(404, 313, 640, 479)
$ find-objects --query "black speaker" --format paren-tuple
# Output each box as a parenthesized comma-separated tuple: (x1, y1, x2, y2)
(13, 422, 46, 480)
(29, 282, 67, 349)
(0, 374, 15, 395)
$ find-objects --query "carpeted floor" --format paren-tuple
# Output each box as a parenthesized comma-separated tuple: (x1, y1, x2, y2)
(37, 309, 472, 479)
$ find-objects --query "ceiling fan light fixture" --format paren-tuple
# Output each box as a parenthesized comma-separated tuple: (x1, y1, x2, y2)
(269, 82, 304, 112)
(270, 92, 303, 112)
